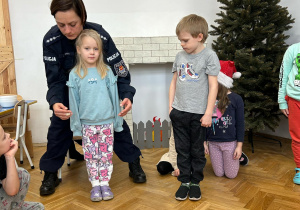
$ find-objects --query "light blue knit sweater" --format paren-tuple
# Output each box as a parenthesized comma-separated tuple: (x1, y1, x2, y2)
(67, 66, 123, 136)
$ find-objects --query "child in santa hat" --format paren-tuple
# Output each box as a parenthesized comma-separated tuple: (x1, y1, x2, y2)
(204, 60, 246, 179)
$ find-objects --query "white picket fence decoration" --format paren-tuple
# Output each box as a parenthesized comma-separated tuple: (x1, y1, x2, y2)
(133, 120, 171, 149)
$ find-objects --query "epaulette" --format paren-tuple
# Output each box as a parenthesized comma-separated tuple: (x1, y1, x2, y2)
(44, 26, 63, 46)
(85, 22, 108, 41)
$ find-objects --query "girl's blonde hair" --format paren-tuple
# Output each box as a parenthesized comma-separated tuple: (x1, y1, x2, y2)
(75, 29, 108, 79)
(217, 83, 230, 114)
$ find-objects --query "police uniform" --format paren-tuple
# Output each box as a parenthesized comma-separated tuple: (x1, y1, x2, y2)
(40, 22, 141, 173)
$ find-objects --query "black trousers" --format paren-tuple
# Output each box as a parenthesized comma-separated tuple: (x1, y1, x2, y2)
(40, 114, 141, 173)
(170, 108, 206, 184)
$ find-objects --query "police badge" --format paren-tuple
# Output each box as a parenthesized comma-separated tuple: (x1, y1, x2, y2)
(114, 60, 128, 77)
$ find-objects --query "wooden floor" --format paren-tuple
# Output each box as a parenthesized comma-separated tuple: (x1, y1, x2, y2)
(18, 135, 300, 210)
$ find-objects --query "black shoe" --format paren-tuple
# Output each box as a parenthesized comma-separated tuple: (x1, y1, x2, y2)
(189, 183, 201, 201)
(128, 157, 146, 183)
(175, 183, 190, 201)
(239, 152, 249, 166)
(68, 141, 84, 161)
(40, 171, 60, 196)
(69, 150, 84, 160)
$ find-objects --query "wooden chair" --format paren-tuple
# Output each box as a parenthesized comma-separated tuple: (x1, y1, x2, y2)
(3, 100, 34, 169)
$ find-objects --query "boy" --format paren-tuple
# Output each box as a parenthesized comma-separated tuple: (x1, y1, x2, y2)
(169, 14, 220, 201)
(278, 42, 300, 185)
(0, 125, 44, 209)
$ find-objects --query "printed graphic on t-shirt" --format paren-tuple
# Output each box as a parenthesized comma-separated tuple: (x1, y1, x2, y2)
(88, 77, 98, 84)
(177, 63, 200, 81)
(212, 100, 232, 133)
(294, 53, 300, 87)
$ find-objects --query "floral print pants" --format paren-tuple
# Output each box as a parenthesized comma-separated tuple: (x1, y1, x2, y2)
(82, 123, 114, 187)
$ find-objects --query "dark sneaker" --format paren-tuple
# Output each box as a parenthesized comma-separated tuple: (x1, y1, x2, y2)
(189, 183, 201, 201)
(128, 157, 146, 183)
(175, 183, 190, 201)
(40, 171, 60, 196)
(239, 152, 249, 166)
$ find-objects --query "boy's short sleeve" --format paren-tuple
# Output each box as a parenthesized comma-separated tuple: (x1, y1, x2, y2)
(205, 52, 220, 76)
(172, 54, 179, 73)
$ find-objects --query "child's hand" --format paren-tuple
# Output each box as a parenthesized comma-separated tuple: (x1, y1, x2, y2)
(200, 114, 212, 127)
(4, 140, 18, 159)
(172, 169, 180, 177)
(233, 146, 242, 160)
(204, 141, 209, 155)
(169, 107, 173, 115)
(280, 109, 289, 118)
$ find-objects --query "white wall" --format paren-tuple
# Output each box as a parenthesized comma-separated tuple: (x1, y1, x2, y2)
(7, 0, 300, 143)
(130, 64, 173, 124)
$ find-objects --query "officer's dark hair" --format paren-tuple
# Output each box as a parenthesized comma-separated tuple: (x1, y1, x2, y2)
(50, 0, 87, 24)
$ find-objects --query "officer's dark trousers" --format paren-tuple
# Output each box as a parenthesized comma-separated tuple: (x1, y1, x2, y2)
(170, 108, 206, 184)
(40, 114, 141, 173)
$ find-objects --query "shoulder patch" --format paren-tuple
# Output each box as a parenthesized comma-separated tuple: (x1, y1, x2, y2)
(114, 60, 128, 77)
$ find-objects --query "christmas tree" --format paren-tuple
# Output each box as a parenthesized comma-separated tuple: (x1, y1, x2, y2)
(210, 0, 294, 133)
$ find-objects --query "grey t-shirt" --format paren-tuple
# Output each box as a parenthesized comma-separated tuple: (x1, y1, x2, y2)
(172, 48, 220, 114)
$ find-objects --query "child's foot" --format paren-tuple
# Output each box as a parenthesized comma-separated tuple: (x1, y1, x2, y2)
(189, 183, 201, 201)
(90, 186, 102, 202)
(175, 183, 189, 201)
(101, 185, 114, 200)
(239, 152, 249, 166)
(293, 168, 300, 185)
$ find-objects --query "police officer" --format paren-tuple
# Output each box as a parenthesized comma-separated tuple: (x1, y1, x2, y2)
(40, 0, 146, 196)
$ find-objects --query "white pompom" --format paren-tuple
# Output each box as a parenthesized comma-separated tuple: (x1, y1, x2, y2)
(232, 72, 241, 79)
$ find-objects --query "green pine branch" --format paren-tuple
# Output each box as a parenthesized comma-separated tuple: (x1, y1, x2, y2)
(210, 0, 295, 132)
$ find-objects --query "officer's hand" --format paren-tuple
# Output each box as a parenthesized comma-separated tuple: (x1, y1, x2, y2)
(53, 103, 72, 120)
(119, 98, 132, 117)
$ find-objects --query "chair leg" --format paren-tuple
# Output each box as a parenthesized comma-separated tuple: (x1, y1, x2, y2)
(20, 136, 34, 169)
(58, 168, 62, 182)
(67, 150, 70, 166)
(20, 139, 23, 164)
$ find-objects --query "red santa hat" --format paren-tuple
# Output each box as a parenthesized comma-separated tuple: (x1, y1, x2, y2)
(217, 60, 241, 88)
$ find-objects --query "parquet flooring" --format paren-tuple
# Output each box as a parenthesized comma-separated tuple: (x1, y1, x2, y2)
(18, 135, 300, 210)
